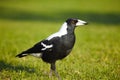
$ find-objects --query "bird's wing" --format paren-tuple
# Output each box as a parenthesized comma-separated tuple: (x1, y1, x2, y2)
(16, 39, 54, 58)
(22, 39, 53, 54)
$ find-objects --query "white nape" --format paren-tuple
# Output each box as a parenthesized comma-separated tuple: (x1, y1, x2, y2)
(47, 22, 68, 40)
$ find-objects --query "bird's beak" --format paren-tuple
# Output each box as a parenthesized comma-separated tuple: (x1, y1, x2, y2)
(76, 20, 88, 26)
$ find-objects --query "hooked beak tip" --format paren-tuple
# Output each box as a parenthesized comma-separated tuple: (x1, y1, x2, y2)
(84, 22, 88, 25)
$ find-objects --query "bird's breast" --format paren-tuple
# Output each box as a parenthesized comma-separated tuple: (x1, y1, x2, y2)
(61, 34, 75, 48)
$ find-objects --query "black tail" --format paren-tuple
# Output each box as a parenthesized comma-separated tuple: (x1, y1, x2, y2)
(16, 43, 42, 58)
(16, 52, 28, 58)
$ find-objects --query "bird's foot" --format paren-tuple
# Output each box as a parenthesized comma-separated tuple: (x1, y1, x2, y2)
(49, 69, 62, 80)
(49, 69, 53, 78)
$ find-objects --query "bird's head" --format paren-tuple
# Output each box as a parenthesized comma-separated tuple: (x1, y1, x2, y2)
(56, 18, 88, 37)
(66, 18, 88, 27)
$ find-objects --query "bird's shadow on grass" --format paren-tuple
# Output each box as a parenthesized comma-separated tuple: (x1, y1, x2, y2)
(0, 60, 35, 73)
(0, 7, 120, 25)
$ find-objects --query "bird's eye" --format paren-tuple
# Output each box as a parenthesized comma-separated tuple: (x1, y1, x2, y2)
(71, 20, 78, 24)
(71, 20, 76, 24)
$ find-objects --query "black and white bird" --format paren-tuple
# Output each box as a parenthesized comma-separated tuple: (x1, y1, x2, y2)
(16, 18, 88, 80)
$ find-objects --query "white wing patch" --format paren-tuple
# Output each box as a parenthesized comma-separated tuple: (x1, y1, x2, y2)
(41, 42, 53, 51)
(47, 22, 68, 40)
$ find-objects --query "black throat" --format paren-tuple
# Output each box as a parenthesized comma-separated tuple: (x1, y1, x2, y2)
(67, 24, 76, 35)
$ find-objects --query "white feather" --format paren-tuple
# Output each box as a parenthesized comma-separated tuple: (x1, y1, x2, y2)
(30, 53, 42, 58)
(47, 22, 68, 40)
(41, 42, 53, 51)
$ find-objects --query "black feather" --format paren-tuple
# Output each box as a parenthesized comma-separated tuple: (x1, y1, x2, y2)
(16, 52, 27, 58)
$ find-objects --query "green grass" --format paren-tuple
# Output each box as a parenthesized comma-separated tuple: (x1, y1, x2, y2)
(0, 0, 120, 80)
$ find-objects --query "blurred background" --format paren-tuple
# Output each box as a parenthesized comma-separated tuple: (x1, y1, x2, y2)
(0, 0, 120, 24)
(0, 0, 120, 80)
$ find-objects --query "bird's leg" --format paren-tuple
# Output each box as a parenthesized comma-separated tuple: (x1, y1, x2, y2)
(49, 62, 61, 80)
(49, 68, 53, 77)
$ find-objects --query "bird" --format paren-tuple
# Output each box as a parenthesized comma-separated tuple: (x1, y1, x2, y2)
(16, 18, 88, 80)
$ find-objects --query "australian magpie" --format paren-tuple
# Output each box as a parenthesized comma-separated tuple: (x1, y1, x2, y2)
(16, 18, 88, 80)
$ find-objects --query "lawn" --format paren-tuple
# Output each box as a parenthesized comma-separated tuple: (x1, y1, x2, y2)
(0, 0, 120, 80)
